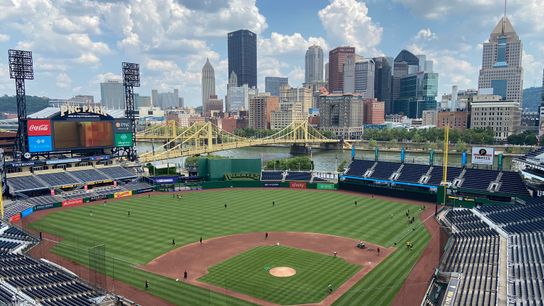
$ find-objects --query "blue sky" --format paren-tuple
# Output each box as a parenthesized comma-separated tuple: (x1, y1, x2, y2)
(0, 0, 542, 107)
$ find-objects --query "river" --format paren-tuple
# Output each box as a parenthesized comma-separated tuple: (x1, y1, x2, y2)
(136, 144, 513, 172)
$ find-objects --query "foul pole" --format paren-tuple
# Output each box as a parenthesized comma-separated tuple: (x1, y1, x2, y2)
(441, 125, 450, 207)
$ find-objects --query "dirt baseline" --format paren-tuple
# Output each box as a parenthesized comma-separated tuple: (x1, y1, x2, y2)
(142, 232, 394, 306)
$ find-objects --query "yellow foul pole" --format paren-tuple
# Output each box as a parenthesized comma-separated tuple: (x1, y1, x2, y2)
(442, 125, 449, 205)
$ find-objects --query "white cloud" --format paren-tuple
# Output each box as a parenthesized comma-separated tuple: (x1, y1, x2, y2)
(318, 0, 383, 55)
(94, 72, 122, 84)
(522, 51, 544, 88)
(56, 73, 72, 89)
(394, 0, 495, 19)
(415, 28, 437, 41)
(0, 33, 9, 42)
(259, 33, 328, 56)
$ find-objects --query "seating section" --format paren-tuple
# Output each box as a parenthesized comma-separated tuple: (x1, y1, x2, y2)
(508, 233, 544, 305)
(369, 162, 401, 180)
(345, 160, 375, 176)
(68, 169, 109, 183)
(461, 169, 499, 191)
(25, 195, 62, 207)
(427, 166, 463, 186)
(261, 171, 283, 181)
(498, 172, 529, 196)
(4, 201, 34, 219)
(36, 172, 80, 187)
(97, 167, 136, 180)
(0, 254, 98, 305)
(7, 175, 48, 192)
(0, 222, 102, 305)
(441, 209, 499, 306)
(123, 182, 153, 191)
(285, 171, 312, 181)
(397, 163, 430, 183)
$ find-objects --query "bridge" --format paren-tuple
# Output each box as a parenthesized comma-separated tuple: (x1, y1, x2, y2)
(136, 120, 346, 163)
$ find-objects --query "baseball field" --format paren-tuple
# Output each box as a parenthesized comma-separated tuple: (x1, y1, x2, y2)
(27, 189, 432, 305)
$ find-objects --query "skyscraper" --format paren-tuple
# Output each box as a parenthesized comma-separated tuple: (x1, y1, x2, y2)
(478, 16, 523, 103)
(373, 57, 393, 114)
(305, 45, 324, 83)
(228, 29, 257, 88)
(265, 77, 288, 96)
(328, 47, 355, 93)
(100, 80, 125, 110)
(202, 58, 216, 109)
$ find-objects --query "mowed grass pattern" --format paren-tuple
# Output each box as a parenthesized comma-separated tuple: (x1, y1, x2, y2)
(29, 189, 430, 305)
(200, 246, 360, 305)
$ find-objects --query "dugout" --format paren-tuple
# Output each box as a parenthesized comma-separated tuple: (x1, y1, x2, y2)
(197, 158, 261, 181)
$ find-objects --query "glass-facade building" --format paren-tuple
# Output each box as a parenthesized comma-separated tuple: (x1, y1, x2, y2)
(393, 72, 438, 118)
(228, 30, 257, 88)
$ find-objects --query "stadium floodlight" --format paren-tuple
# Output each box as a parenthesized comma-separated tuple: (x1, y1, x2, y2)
(122, 62, 140, 161)
(122, 62, 140, 87)
(8, 49, 34, 159)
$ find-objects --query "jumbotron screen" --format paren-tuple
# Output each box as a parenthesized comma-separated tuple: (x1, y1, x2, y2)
(53, 121, 114, 149)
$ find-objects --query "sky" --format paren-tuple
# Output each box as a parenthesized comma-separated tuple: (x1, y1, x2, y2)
(0, 0, 542, 107)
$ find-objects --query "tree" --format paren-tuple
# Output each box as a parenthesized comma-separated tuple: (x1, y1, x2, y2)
(264, 156, 313, 171)
(455, 140, 467, 152)
(337, 160, 348, 172)
(368, 139, 378, 149)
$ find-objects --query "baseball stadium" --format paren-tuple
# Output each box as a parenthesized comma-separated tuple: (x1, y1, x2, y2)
(0, 54, 543, 306)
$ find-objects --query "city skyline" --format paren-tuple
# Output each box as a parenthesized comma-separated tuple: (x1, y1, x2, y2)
(0, 0, 542, 107)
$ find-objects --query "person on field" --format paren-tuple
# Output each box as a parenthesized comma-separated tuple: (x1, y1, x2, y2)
(172, 239, 176, 246)
(224, 203, 227, 208)
(272, 201, 275, 206)
(128, 211, 130, 217)
(199, 237, 203, 244)
(354, 201, 357, 206)
(328, 284, 333, 293)
(377, 247, 380, 255)
(145, 280, 149, 289)
(333, 251, 337, 257)
(184, 271, 188, 280)
(265, 232, 269, 239)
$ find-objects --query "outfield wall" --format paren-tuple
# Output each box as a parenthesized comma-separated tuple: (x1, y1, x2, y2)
(200, 180, 338, 190)
(339, 181, 437, 203)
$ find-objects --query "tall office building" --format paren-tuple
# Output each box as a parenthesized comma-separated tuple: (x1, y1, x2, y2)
(478, 16, 523, 103)
(152, 89, 180, 109)
(373, 57, 393, 114)
(265, 77, 288, 96)
(100, 80, 125, 109)
(318, 93, 364, 139)
(228, 29, 257, 87)
(248, 94, 279, 129)
(202, 58, 216, 108)
(305, 45, 324, 83)
(328, 47, 355, 93)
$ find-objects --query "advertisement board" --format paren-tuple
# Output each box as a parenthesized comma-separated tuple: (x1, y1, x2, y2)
(289, 181, 307, 189)
(114, 190, 132, 198)
(134, 188, 153, 194)
(28, 136, 53, 153)
(114, 120, 131, 133)
(89, 194, 109, 201)
(62, 198, 83, 207)
(28, 119, 51, 136)
(10, 214, 21, 223)
(114, 132, 133, 147)
(471, 147, 495, 165)
(263, 183, 280, 187)
(33, 202, 56, 211)
(21, 207, 34, 218)
(317, 183, 336, 190)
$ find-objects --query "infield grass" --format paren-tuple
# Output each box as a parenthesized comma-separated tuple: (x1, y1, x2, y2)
(200, 246, 360, 305)
(29, 189, 430, 306)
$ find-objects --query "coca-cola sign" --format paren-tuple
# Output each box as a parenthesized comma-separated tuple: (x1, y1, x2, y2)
(28, 120, 51, 136)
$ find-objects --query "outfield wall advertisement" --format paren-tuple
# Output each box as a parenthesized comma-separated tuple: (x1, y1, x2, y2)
(62, 198, 83, 207)
(471, 147, 494, 165)
(289, 182, 307, 189)
(114, 190, 132, 199)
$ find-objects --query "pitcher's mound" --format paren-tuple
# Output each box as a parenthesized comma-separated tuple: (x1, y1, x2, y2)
(269, 267, 296, 277)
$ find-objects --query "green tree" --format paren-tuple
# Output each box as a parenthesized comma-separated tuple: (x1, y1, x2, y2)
(337, 160, 348, 172)
(455, 140, 468, 152)
(368, 139, 378, 149)
(264, 156, 313, 171)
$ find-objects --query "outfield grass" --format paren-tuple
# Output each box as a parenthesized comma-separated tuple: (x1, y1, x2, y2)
(29, 189, 430, 305)
(200, 246, 360, 305)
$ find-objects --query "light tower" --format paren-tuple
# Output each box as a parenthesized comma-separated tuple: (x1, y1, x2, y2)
(122, 62, 140, 161)
(8, 49, 34, 159)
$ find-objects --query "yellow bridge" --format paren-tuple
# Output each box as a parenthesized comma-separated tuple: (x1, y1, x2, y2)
(136, 120, 345, 163)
